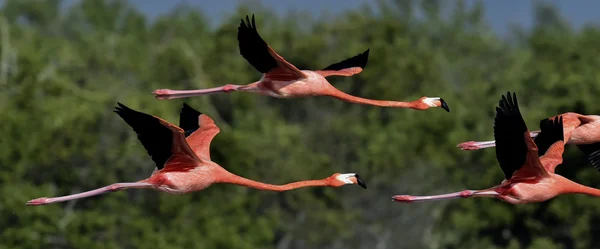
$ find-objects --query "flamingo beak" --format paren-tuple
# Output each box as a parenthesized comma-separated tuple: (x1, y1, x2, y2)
(440, 98, 450, 112)
(355, 174, 367, 189)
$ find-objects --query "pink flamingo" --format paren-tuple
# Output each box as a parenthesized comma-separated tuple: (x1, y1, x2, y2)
(457, 112, 600, 170)
(26, 103, 367, 206)
(152, 15, 450, 112)
(392, 92, 600, 204)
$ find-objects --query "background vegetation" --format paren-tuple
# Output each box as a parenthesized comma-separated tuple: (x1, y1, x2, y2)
(2, 0, 600, 248)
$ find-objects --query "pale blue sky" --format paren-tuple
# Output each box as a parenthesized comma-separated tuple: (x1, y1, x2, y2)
(130, 0, 600, 34)
(20, 0, 600, 35)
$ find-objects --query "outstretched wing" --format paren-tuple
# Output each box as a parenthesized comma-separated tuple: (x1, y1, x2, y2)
(536, 116, 566, 173)
(238, 15, 306, 81)
(534, 116, 565, 156)
(315, 49, 370, 77)
(494, 92, 549, 180)
(541, 112, 584, 145)
(179, 103, 202, 137)
(577, 142, 600, 171)
(114, 103, 200, 170)
(177, 103, 220, 161)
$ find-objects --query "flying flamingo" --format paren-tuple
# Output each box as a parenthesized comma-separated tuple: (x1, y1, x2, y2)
(458, 112, 600, 150)
(26, 103, 367, 206)
(151, 15, 450, 112)
(392, 92, 600, 204)
(457, 112, 600, 168)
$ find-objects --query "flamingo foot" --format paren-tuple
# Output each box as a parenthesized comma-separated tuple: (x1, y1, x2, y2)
(26, 197, 51, 206)
(222, 84, 238, 92)
(152, 89, 177, 100)
(456, 141, 496, 150)
(456, 141, 480, 150)
(391, 195, 415, 203)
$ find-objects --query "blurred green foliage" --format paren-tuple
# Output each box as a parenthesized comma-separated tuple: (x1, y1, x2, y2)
(1, 0, 600, 248)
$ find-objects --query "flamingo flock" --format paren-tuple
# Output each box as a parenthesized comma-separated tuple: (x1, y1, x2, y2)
(393, 92, 600, 204)
(27, 15, 600, 214)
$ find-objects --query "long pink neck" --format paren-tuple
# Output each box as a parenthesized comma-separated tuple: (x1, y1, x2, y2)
(560, 179, 600, 197)
(218, 172, 330, 192)
(326, 88, 416, 108)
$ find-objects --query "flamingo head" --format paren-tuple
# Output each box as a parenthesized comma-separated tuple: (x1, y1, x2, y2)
(329, 173, 367, 189)
(415, 97, 450, 112)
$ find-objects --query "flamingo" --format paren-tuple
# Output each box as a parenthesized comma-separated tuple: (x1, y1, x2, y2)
(26, 102, 367, 206)
(151, 15, 450, 112)
(457, 113, 600, 169)
(392, 92, 600, 204)
(458, 112, 600, 150)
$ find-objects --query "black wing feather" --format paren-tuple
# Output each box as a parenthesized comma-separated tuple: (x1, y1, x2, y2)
(534, 116, 564, 156)
(237, 14, 278, 73)
(179, 103, 202, 137)
(494, 91, 529, 180)
(114, 102, 173, 170)
(577, 142, 600, 171)
(321, 49, 370, 71)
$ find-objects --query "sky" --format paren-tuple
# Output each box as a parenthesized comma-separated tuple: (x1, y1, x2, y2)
(17, 0, 600, 35)
(134, 0, 600, 34)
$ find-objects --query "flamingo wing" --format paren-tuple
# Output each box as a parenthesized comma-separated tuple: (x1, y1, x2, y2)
(493, 92, 549, 180)
(535, 116, 566, 173)
(315, 49, 370, 77)
(543, 112, 584, 145)
(576, 142, 600, 171)
(534, 116, 566, 156)
(178, 103, 220, 161)
(238, 15, 306, 81)
(114, 103, 201, 171)
(179, 103, 202, 137)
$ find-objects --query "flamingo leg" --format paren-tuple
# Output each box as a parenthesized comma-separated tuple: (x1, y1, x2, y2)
(26, 182, 154, 206)
(391, 190, 499, 203)
(456, 140, 497, 150)
(152, 83, 259, 100)
(457, 131, 540, 151)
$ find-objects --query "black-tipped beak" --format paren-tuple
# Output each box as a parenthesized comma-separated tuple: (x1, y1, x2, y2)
(355, 174, 367, 189)
(440, 98, 450, 112)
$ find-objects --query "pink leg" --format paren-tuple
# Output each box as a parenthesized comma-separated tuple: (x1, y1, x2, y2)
(152, 84, 253, 100)
(457, 131, 539, 151)
(26, 182, 154, 206)
(391, 190, 499, 203)
(456, 140, 496, 150)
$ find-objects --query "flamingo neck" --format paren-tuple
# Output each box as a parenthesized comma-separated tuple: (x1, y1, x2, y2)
(559, 178, 600, 197)
(217, 171, 330, 192)
(326, 88, 416, 108)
